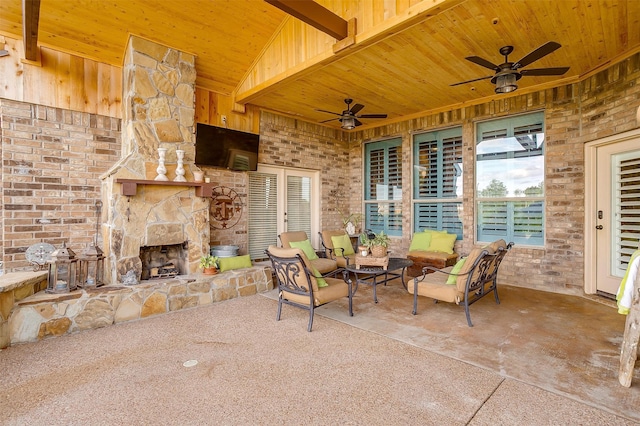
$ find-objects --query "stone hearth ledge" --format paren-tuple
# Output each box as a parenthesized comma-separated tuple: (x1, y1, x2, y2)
(7, 266, 272, 346)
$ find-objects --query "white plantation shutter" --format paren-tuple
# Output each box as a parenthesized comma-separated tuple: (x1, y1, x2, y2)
(615, 153, 640, 270)
(248, 171, 278, 260)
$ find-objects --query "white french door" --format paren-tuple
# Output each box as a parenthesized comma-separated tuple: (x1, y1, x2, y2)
(248, 166, 319, 260)
(586, 130, 640, 295)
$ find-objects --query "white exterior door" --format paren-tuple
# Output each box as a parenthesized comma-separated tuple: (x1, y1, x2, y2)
(248, 166, 319, 260)
(589, 134, 640, 295)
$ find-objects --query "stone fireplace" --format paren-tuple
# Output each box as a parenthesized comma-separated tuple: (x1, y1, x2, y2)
(101, 35, 209, 284)
(139, 242, 188, 280)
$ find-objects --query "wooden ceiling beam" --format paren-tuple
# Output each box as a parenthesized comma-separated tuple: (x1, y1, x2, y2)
(264, 0, 348, 40)
(22, 0, 41, 61)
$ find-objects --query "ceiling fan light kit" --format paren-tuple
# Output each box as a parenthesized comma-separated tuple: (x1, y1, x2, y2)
(317, 98, 388, 129)
(494, 72, 519, 93)
(452, 42, 569, 94)
(341, 116, 356, 130)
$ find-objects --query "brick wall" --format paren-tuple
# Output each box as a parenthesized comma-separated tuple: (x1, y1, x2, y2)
(202, 167, 250, 254)
(259, 111, 348, 231)
(0, 99, 121, 271)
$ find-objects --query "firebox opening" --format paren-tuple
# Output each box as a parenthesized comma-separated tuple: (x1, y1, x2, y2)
(139, 242, 189, 280)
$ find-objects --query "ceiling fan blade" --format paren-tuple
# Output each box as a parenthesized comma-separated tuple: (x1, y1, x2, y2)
(349, 103, 365, 115)
(357, 114, 388, 119)
(354, 118, 363, 127)
(465, 56, 500, 71)
(450, 75, 493, 86)
(319, 117, 340, 123)
(315, 108, 341, 116)
(520, 67, 570, 76)
(514, 41, 561, 69)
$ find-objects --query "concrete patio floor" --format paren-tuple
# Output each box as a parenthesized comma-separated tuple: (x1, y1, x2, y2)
(1, 277, 639, 425)
(264, 279, 640, 422)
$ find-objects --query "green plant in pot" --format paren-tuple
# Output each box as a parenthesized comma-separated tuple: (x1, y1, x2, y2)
(358, 232, 372, 256)
(200, 254, 220, 274)
(369, 231, 390, 258)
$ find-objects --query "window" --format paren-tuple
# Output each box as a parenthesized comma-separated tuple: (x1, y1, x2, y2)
(476, 112, 545, 246)
(364, 138, 402, 236)
(412, 127, 463, 238)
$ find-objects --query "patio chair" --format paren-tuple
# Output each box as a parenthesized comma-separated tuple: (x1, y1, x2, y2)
(319, 230, 356, 268)
(409, 239, 513, 326)
(278, 231, 339, 276)
(266, 245, 353, 332)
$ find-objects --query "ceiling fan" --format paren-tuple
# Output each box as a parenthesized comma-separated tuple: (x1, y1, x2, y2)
(316, 98, 388, 129)
(451, 41, 570, 94)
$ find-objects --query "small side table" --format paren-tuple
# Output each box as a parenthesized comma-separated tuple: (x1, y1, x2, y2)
(355, 254, 389, 270)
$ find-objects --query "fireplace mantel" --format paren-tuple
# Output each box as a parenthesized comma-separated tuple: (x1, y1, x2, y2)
(115, 179, 214, 197)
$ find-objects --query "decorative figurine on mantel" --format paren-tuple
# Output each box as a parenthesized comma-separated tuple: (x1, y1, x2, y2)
(174, 149, 187, 182)
(155, 148, 168, 181)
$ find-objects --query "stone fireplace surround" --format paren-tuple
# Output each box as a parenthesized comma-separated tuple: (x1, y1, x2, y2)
(100, 35, 210, 285)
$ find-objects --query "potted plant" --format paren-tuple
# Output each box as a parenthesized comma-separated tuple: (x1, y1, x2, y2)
(369, 231, 390, 258)
(200, 254, 219, 275)
(358, 232, 372, 256)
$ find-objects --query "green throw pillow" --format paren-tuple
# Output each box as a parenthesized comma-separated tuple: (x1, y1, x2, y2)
(312, 266, 328, 288)
(422, 228, 448, 234)
(409, 232, 432, 251)
(446, 258, 466, 285)
(428, 232, 457, 254)
(289, 239, 318, 260)
(218, 255, 252, 272)
(331, 234, 355, 256)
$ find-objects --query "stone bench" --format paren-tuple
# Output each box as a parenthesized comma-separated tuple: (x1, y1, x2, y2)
(4, 266, 273, 347)
(1, 271, 49, 348)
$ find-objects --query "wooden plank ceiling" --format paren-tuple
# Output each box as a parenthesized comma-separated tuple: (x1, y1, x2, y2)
(0, 0, 639, 131)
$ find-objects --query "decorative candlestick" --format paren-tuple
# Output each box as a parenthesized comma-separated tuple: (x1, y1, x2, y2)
(174, 149, 186, 182)
(155, 148, 168, 181)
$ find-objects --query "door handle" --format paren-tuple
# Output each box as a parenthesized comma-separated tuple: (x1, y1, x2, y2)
(595, 225, 603, 230)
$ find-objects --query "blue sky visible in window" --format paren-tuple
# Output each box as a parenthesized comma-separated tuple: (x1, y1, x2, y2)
(477, 135, 544, 196)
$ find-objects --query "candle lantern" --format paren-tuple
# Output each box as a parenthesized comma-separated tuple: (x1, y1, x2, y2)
(78, 244, 104, 288)
(46, 242, 78, 294)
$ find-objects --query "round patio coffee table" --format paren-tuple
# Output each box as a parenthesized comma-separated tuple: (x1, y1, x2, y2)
(345, 257, 413, 303)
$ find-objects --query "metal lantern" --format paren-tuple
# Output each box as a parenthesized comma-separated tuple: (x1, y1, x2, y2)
(78, 244, 104, 288)
(46, 242, 78, 294)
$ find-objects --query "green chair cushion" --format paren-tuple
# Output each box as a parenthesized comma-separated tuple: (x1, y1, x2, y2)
(409, 232, 432, 251)
(446, 257, 467, 285)
(331, 234, 355, 256)
(312, 266, 328, 287)
(428, 232, 457, 254)
(289, 239, 319, 260)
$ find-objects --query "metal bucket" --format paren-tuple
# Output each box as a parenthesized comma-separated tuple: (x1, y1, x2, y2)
(210, 245, 239, 258)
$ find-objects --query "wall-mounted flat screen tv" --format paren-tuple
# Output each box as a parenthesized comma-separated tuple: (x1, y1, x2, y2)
(195, 123, 259, 171)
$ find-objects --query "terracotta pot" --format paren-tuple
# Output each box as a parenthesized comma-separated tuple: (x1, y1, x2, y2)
(203, 267, 218, 275)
